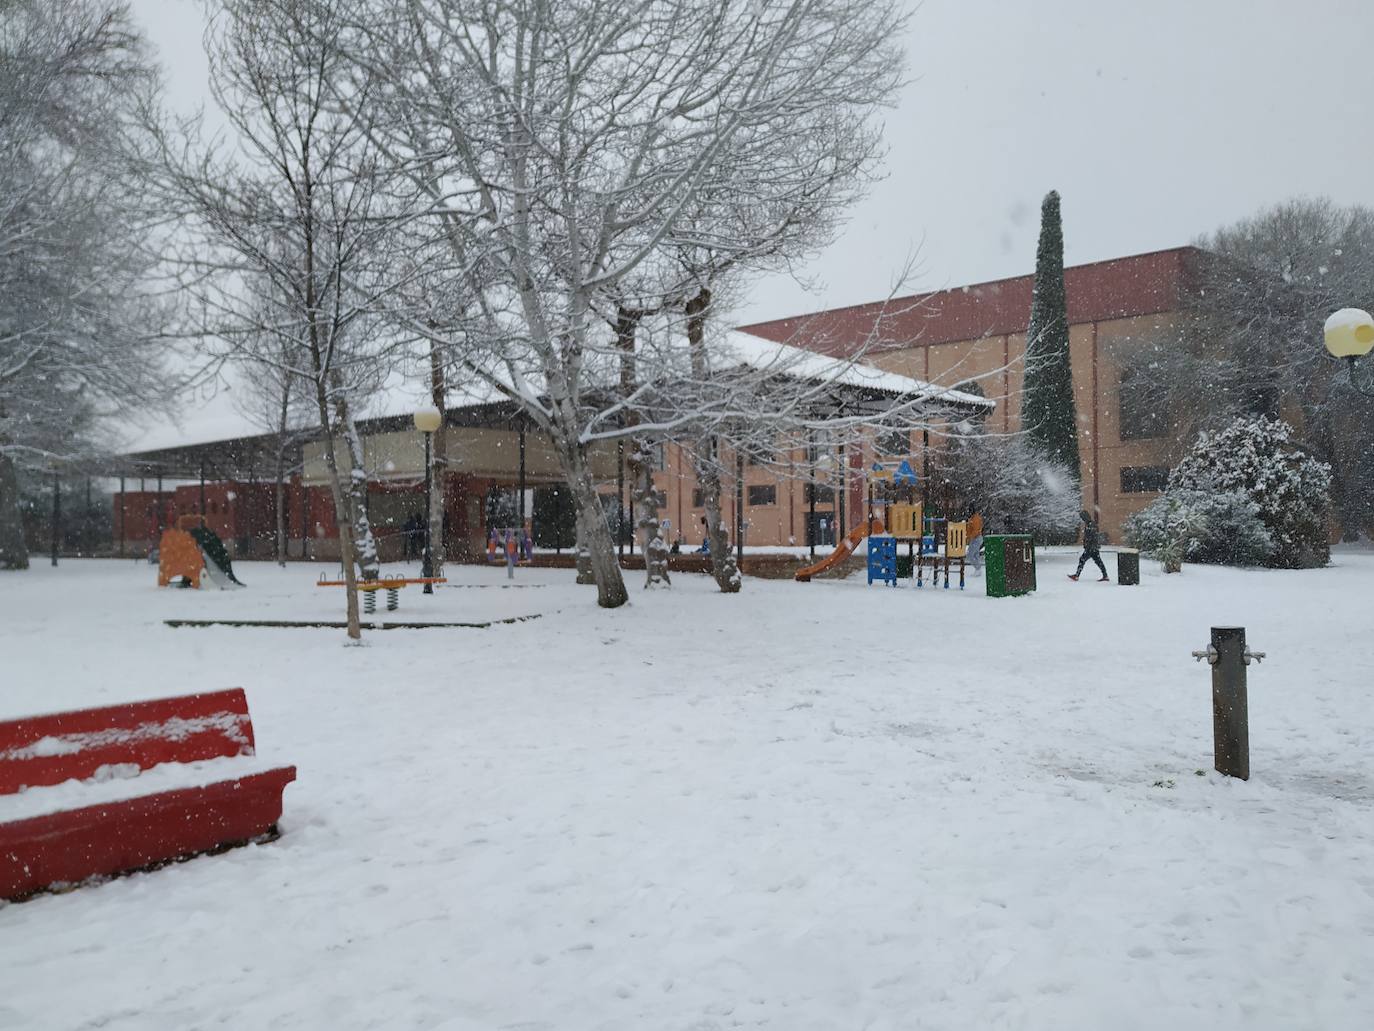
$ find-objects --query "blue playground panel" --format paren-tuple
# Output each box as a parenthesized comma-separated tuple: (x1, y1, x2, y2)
(867, 535, 898, 586)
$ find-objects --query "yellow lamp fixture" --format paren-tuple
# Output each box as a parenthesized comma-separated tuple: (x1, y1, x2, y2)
(1323, 308, 1374, 359)
(413, 406, 442, 434)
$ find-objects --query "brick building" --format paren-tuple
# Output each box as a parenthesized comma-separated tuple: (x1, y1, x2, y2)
(113, 246, 1200, 557)
(732, 246, 1203, 541)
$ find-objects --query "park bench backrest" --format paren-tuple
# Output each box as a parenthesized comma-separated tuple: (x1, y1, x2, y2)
(0, 688, 256, 795)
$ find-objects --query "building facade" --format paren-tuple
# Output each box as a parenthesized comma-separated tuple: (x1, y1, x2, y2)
(728, 246, 1203, 542)
(112, 247, 1200, 558)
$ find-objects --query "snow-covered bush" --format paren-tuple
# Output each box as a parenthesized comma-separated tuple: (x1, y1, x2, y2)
(932, 434, 1080, 541)
(1123, 489, 1273, 571)
(1168, 416, 1332, 569)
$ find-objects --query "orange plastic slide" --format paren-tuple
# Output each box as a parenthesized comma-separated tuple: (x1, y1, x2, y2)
(794, 518, 884, 582)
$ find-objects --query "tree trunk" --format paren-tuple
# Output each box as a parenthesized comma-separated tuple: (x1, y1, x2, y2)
(1310, 409, 1365, 542)
(694, 440, 740, 592)
(0, 451, 30, 570)
(274, 379, 293, 567)
(557, 432, 627, 607)
(331, 382, 380, 582)
(428, 341, 447, 575)
(684, 286, 739, 592)
(630, 437, 669, 587)
(308, 372, 362, 639)
(573, 504, 595, 585)
(274, 454, 288, 568)
(568, 476, 627, 606)
(325, 451, 364, 639)
(299, 173, 361, 638)
(313, 407, 362, 640)
(614, 305, 668, 588)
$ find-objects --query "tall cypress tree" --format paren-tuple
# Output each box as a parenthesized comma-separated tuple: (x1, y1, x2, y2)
(1023, 190, 1081, 483)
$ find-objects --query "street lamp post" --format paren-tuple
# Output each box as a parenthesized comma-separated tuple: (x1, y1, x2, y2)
(1323, 308, 1374, 397)
(414, 406, 443, 595)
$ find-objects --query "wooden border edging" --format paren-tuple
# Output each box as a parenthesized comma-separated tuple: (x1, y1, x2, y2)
(163, 615, 543, 630)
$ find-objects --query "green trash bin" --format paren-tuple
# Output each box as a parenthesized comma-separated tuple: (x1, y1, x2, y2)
(985, 535, 1036, 597)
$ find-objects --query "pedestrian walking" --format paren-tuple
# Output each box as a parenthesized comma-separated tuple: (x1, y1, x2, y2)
(1068, 509, 1109, 582)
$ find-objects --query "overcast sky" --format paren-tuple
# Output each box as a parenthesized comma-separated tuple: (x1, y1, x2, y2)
(133, 0, 1374, 326)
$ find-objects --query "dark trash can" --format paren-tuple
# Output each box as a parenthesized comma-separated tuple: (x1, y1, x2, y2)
(1117, 548, 1140, 586)
(985, 535, 1036, 597)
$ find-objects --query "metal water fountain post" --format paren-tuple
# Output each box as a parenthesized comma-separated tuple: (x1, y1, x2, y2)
(1191, 626, 1265, 780)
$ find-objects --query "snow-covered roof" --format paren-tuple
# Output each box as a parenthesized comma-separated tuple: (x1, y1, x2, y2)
(115, 369, 502, 455)
(716, 330, 995, 409)
(115, 329, 990, 457)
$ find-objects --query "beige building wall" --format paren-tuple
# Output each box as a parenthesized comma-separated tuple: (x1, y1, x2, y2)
(847, 314, 1177, 543)
(304, 427, 618, 485)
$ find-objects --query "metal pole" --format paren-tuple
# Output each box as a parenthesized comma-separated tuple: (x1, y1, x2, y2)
(1192, 626, 1264, 780)
(838, 440, 847, 539)
(808, 430, 817, 560)
(422, 431, 434, 595)
(118, 475, 126, 558)
(199, 457, 206, 515)
(518, 420, 526, 527)
(735, 450, 744, 573)
(51, 473, 60, 566)
(617, 440, 625, 558)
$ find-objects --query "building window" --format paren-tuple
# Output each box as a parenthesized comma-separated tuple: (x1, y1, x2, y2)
(1119, 367, 1167, 440)
(805, 483, 835, 504)
(1120, 466, 1169, 493)
(691, 488, 705, 508)
(747, 484, 777, 506)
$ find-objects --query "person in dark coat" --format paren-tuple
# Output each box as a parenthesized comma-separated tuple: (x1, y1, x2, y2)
(1069, 509, 1109, 581)
(406, 512, 426, 561)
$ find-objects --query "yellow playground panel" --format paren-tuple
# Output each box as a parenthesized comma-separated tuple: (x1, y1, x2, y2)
(887, 503, 924, 539)
(945, 520, 968, 558)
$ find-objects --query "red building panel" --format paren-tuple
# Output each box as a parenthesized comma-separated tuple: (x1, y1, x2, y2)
(739, 246, 1201, 356)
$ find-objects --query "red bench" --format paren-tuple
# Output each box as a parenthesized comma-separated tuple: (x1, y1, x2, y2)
(0, 689, 296, 902)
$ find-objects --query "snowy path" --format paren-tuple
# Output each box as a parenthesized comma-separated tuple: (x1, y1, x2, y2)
(1, 553, 1371, 1030)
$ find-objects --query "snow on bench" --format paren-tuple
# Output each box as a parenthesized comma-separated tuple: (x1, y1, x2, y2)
(0, 689, 296, 902)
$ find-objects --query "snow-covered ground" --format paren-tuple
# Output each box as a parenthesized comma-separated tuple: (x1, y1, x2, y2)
(2, 551, 1372, 1030)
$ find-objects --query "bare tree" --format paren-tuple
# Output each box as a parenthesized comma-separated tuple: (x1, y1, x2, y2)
(145, 0, 420, 637)
(349, 0, 908, 607)
(1127, 198, 1374, 538)
(0, 0, 170, 569)
(231, 290, 316, 567)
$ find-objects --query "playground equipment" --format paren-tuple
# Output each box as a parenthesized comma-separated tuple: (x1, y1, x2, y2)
(797, 458, 977, 591)
(487, 527, 533, 563)
(158, 515, 244, 589)
(915, 517, 969, 590)
(316, 574, 448, 613)
(795, 518, 883, 581)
